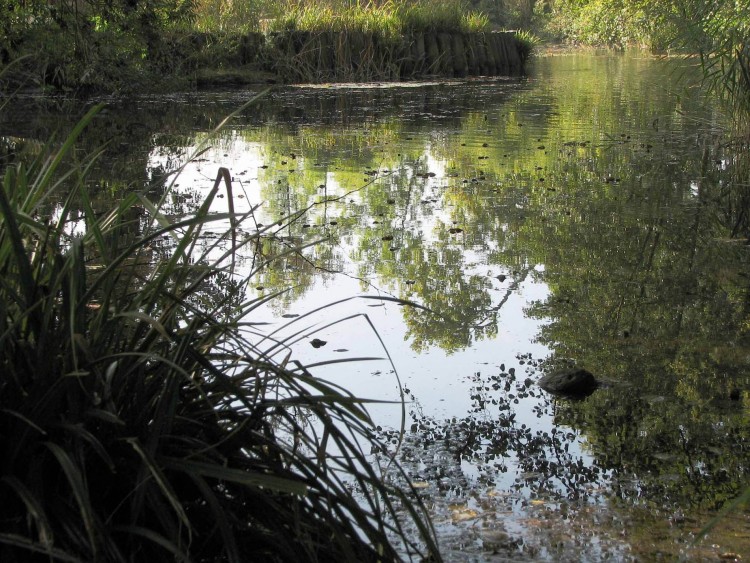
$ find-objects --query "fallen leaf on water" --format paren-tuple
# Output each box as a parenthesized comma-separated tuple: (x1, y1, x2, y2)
(450, 507, 480, 522)
(281, 313, 299, 318)
(519, 518, 545, 527)
(333, 348, 348, 352)
(310, 338, 327, 348)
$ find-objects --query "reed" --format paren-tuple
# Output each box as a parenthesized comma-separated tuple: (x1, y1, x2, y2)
(0, 103, 441, 561)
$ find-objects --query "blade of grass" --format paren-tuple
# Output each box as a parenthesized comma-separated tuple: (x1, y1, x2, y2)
(44, 442, 98, 557)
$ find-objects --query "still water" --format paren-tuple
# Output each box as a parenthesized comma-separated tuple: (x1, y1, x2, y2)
(3, 53, 749, 560)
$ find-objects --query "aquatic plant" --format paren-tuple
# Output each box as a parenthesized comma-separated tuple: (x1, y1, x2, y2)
(0, 103, 441, 561)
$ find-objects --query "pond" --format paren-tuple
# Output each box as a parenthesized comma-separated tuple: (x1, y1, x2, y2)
(2, 52, 749, 561)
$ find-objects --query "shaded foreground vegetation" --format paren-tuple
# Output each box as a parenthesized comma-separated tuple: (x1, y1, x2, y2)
(0, 104, 441, 561)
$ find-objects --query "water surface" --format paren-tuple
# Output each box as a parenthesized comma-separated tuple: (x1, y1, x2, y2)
(3, 53, 749, 561)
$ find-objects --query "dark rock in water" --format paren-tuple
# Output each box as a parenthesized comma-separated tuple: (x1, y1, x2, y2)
(538, 368, 599, 398)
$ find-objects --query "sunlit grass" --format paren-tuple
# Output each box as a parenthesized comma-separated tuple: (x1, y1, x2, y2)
(268, 0, 489, 35)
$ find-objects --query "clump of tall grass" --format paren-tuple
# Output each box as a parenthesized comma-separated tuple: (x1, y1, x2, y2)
(269, 0, 489, 36)
(270, 1, 402, 40)
(397, 1, 489, 33)
(514, 29, 541, 63)
(0, 104, 440, 561)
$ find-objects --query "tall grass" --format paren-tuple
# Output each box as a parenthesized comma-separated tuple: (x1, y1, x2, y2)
(268, 0, 489, 35)
(192, 0, 266, 33)
(0, 104, 441, 561)
(398, 1, 489, 33)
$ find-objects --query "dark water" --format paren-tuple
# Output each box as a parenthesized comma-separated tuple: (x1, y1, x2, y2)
(3, 53, 749, 561)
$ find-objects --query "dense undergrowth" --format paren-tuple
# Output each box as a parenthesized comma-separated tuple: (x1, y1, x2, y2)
(0, 102, 441, 561)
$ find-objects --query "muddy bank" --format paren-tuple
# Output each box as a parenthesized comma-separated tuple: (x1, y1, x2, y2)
(194, 30, 529, 85)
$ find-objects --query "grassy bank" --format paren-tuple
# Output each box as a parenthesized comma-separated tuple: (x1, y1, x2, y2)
(0, 0, 532, 94)
(0, 103, 441, 561)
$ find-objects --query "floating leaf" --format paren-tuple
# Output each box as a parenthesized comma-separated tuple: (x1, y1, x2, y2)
(310, 338, 327, 348)
(450, 507, 479, 522)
